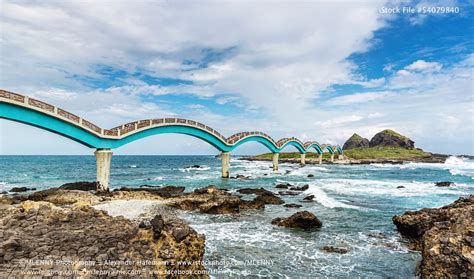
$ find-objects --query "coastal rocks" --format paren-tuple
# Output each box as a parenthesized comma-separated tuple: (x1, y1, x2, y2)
(271, 211, 322, 229)
(307, 174, 315, 178)
(284, 203, 303, 208)
(27, 188, 103, 206)
(167, 186, 242, 214)
(393, 195, 473, 278)
(435, 181, 456, 187)
(369, 129, 415, 149)
(230, 174, 251, 180)
(321, 246, 349, 254)
(60, 181, 97, 191)
(9, 187, 36, 193)
(0, 201, 207, 277)
(255, 193, 284, 205)
(275, 183, 292, 189)
(343, 133, 369, 150)
(120, 185, 185, 198)
(278, 191, 299, 196)
(289, 184, 309, 191)
(397, 186, 405, 189)
(303, 195, 315, 201)
(237, 187, 284, 205)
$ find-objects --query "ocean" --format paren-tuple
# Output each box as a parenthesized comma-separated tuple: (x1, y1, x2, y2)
(1, 155, 473, 278)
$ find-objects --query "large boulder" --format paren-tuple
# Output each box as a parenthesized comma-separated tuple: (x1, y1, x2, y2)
(369, 129, 414, 149)
(393, 196, 473, 278)
(342, 133, 369, 150)
(271, 211, 322, 229)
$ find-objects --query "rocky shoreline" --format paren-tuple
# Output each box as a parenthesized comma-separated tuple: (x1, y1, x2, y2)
(393, 195, 474, 278)
(241, 152, 449, 165)
(1, 181, 472, 277)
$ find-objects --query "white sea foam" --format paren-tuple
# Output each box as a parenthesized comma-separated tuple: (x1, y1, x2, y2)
(316, 178, 469, 198)
(0, 182, 6, 186)
(372, 156, 474, 179)
(152, 176, 164, 181)
(303, 185, 360, 209)
(129, 165, 138, 168)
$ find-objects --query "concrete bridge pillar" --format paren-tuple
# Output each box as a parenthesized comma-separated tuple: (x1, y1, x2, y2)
(95, 149, 113, 192)
(330, 153, 334, 162)
(318, 153, 322, 165)
(300, 153, 306, 166)
(221, 152, 230, 178)
(272, 153, 279, 171)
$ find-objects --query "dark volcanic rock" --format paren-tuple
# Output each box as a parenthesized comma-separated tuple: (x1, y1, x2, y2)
(289, 184, 309, 191)
(435, 181, 455, 187)
(321, 246, 349, 254)
(120, 185, 185, 198)
(284, 203, 303, 208)
(9, 187, 36, 193)
(60, 181, 97, 191)
(343, 133, 369, 150)
(307, 174, 315, 178)
(275, 183, 292, 189)
(392, 195, 473, 278)
(230, 174, 251, 180)
(237, 188, 273, 195)
(369, 129, 415, 149)
(271, 211, 322, 229)
(278, 191, 300, 196)
(150, 215, 165, 238)
(255, 193, 284, 205)
(0, 201, 207, 276)
(397, 186, 405, 189)
(303, 195, 315, 201)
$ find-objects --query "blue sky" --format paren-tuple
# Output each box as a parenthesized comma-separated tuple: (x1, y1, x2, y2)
(0, 0, 473, 155)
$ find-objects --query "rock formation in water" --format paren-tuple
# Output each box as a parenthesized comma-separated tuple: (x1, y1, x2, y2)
(343, 133, 370, 150)
(393, 195, 473, 278)
(369, 129, 415, 149)
(271, 211, 322, 229)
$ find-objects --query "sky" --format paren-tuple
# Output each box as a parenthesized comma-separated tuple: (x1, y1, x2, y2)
(0, 0, 473, 155)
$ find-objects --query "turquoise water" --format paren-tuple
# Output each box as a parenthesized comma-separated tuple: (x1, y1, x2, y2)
(1, 155, 473, 278)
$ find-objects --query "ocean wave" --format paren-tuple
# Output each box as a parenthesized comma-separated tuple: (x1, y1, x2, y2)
(180, 166, 211, 172)
(371, 156, 474, 179)
(316, 178, 469, 198)
(303, 185, 360, 209)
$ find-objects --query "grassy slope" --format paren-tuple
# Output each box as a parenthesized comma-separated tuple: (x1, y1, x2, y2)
(252, 147, 431, 160)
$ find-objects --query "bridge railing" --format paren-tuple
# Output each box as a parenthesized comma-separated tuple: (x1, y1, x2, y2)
(1, 89, 342, 153)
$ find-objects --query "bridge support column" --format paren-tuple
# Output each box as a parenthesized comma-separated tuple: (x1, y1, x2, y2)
(330, 153, 334, 162)
(338, 154, 343, 160)
(272, 153, 279, 171)
(221, 152, 230, 178)
(95, 149, 112, 192)
(300, 153, 306, 166)
(318, 153, 322, 165)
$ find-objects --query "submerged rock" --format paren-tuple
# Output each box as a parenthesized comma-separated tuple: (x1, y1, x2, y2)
(278, 191, 299, 196)
(393, 195, 473, 278)
(307, 174, 315, 178)
(230, 174, 251, 180)
(255, 193, 284, 205)
(321, 246, 349, 254)
(283, 203, 303, 208)
(275, 183, 292, 189)
(289, 184, 309, 191)
(271, 211, 322, 229)
(435, 181, 455, 187)
(60, 181, 97, 191)
(397, 186, 405, 189)
(9, 187, 36, 193)
(303, 195, 315, 201)
(237, 187, 273, 195)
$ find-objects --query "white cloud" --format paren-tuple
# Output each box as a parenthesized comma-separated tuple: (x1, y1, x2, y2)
(327, 91, 394, 105)
(405, 60, 442, 72)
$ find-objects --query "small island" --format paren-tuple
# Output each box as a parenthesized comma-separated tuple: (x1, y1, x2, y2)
(244, 129, 450, 164)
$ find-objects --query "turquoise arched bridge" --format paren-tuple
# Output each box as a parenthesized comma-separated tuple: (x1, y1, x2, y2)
(0, 89, 344, 191)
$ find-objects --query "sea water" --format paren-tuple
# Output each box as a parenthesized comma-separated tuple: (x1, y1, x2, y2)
(0, 155, 473, 278)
